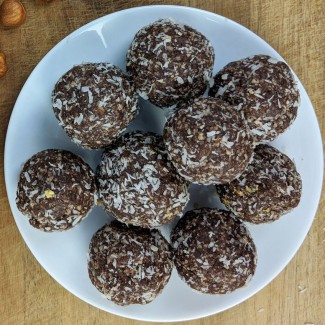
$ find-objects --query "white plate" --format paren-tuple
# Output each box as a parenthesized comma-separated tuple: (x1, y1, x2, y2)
(4, 5, 323, 322)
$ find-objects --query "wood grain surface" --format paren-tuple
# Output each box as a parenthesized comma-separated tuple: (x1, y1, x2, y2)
(0, 1, 324, 324)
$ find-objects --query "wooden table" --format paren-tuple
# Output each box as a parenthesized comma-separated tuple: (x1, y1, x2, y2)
(1, 1, 324, 324)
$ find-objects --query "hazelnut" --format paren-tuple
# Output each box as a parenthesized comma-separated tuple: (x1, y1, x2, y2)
(97, 106, 105, 116)
(0, 51, 8, 78)
(44, 189, 55, 198)
(0, 0, 26, 28)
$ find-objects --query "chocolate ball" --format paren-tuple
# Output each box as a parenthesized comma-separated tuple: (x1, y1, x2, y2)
(209, 55, 300, 143)
(88, 221, 173, 305)
(171, 208, 257, 294)
(16, 149, 96, 231)
(127, 19, 214, 108)
(52, 63, 139, 149)
(216, 144, 302, 223)
(163, 97, 254, 185)
(97, 131, 189, 227)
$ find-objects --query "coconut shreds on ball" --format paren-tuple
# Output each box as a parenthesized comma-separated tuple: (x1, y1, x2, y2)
(163, 97, 255, 185)
(88, 221, 173, 306)
(52, 63, 139, 149)
(209, 55, 300, 143)
(171, 208, 257, 294)
(96, 131, 190, 228)
(126, 18, 215, 108)
(16, 149, 96, 232)
(216, 144, 302, 224)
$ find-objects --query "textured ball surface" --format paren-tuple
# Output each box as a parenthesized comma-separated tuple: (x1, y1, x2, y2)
(52, 63, 139, 149)
(216, 144, 302, 223)
(88, 221, 173, 305)
(127, 19, 214, 108)
(171, 208, 257, 294)
(163, 97, 254, 185)
(97, 131, 189, 227)
(16, 149, 96, 231)
(209, 55, 300, 143)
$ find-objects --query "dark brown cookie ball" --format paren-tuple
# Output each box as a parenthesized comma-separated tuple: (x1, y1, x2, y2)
(16, 149, 96, 231)
(216, 144, 302, 224)
(88, 221, 173, 306)
(126, 19, 215, 108)
(171, 208, 257, 294)
(52, 63, 139, 149)
(209, 55, 300, 143)
(97, 131, 189, 227)
(163, 97, 254, 185)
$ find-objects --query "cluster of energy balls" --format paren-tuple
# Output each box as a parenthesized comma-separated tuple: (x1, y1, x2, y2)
(16, 19, 302, 306)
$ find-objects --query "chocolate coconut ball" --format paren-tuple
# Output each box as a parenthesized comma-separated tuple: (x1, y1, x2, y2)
(209, 55, 300, 143)
(97, 131, 189, 227)
(163, 97, 254, 185)
(126, 19, 215, 108)
(52, 63, 139, 149)
(16, 149, 96, 231)
(171, 208, 257, 294)
(88, 221, 173, 306)
(216, 144, 302, 224)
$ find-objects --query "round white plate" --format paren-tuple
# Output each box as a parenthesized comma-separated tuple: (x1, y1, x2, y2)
(4, 5, 323, 322)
